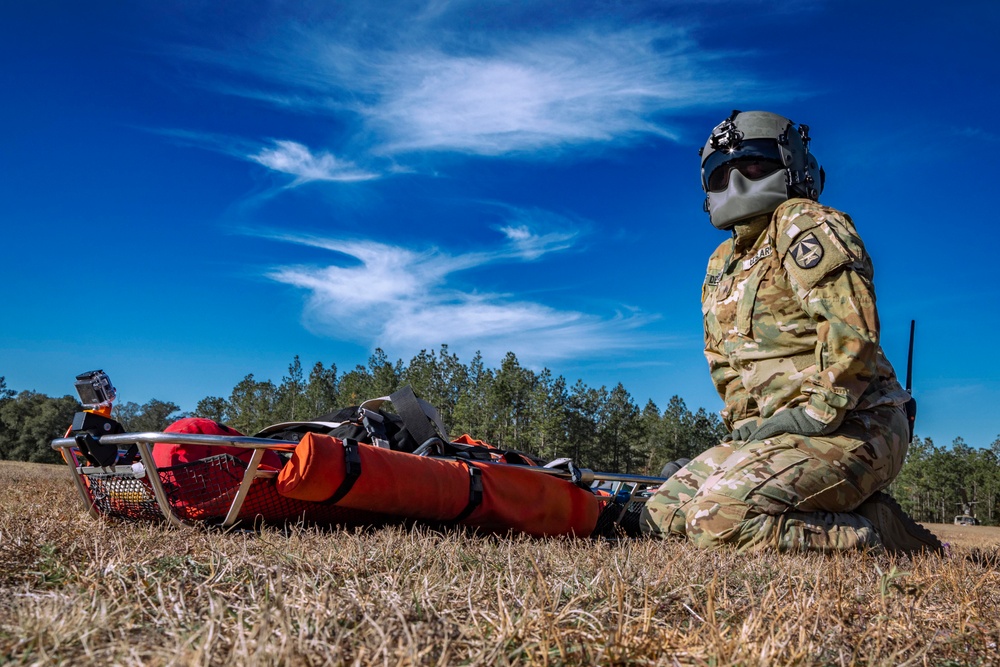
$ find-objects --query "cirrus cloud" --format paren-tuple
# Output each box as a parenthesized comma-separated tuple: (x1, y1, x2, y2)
(176, 9, 780, 159)
(257, 213, 659, 366)
(249, 140, 378, 183)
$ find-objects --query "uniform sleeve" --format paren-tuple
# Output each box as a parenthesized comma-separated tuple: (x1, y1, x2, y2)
(778, 203, 879, 428)
(797, 268, 880, 427)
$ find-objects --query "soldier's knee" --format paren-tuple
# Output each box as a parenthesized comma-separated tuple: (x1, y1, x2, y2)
(686, 525, 729, 550)
(642, 496, 687, 538)
(684, 492, 758, 550)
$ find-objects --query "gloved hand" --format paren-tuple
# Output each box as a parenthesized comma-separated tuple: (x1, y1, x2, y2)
(748, 406, 837, 441)
(723, 422, 758, 442)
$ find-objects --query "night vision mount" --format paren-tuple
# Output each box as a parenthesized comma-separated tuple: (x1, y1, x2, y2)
(709, 112, 744, 153)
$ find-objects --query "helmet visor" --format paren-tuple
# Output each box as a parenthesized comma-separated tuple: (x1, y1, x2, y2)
(703, 139, 784, 192)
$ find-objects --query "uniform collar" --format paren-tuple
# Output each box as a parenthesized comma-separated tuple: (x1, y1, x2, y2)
(731, 212, 772, 251)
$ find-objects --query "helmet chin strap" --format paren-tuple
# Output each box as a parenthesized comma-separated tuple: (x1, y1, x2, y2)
(706, 169, 788, 230)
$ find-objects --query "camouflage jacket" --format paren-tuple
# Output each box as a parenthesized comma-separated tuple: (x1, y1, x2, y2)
(702, 198, 910, 431)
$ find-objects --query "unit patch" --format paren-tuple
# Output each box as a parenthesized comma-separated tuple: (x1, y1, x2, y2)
(790, 233, 824, 269)
(742, 245, 773, 271)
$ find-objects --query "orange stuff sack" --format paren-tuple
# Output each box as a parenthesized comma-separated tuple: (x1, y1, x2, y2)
(276, 433, 471, 520)
(451, 433, 491, 448)
(461, 462, 600, 537)
(273, 432, 344, 503)
(275, 433, 600, 536)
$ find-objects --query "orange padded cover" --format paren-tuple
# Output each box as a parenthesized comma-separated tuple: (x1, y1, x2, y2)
(273, 431, 345, 502)
(275, 432, 600, 536)
(276, 433, 469, 520)
(464, 462, 600, 537)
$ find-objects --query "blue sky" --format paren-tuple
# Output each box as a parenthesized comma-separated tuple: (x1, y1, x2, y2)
(2, 1, 999, 448)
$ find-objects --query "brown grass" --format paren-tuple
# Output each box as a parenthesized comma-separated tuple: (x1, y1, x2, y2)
(923, 523, 1000, 550)
(1, 460, 998, 666)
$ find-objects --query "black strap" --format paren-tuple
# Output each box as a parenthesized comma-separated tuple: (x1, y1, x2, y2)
(312, 405, 360, 423)
(451, 462, 484, 522)
(389, 386, 441, 447)
(326, 439, 363, 505)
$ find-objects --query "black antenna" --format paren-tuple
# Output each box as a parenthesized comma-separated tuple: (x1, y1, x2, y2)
(905, 319, 915, 394)
(904, 320, 917, 441)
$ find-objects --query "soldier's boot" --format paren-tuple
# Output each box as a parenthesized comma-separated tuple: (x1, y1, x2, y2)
(857, 491, 943, 555)
(659, 458, 691, 479)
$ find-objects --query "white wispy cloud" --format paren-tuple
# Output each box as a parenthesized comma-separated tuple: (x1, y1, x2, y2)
(249, 140, 378, 183)
(178, 8, 774, 158)
(365, 29, 694, 155)
(259, 220, 655, 365)
(493, 205, 580, 260)
(150, 129, 379, 185)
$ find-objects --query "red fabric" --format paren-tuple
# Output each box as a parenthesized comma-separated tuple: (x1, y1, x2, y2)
(152, 417, 282, 470)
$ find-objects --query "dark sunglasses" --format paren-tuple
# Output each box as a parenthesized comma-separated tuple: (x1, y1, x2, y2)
(705, 157, 785, 192)
(702, 138, 785, 192)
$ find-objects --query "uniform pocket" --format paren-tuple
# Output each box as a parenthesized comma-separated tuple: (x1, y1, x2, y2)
(706, 438, 811, 514)
(735, 268, 767, 336)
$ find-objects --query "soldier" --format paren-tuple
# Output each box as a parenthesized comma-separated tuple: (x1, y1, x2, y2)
(642, 110, 942, 553)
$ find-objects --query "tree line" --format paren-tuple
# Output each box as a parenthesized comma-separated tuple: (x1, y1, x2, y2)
(4, 348, 1000, 526)
(890, 435, 1000, 526)
(0, 347, 724, 476)
(194, 347, 728, 476)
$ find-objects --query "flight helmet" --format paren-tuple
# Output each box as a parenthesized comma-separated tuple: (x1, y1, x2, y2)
(700, 110, 824, 230)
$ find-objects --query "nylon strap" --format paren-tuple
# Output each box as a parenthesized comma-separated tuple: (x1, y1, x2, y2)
(450, 462, 483, 522)
(326, 439, 362, 505)
(359, 386, 450, 443)
(389, 385, 446, 446)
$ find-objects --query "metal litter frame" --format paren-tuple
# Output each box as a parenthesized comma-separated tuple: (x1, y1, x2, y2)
(52, 432, 667, 530)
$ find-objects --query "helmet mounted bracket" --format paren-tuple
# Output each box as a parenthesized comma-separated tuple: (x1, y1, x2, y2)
(709, 110, 745, 153)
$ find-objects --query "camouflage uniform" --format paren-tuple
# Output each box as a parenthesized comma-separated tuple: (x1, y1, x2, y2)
(643, 199, 912, 551)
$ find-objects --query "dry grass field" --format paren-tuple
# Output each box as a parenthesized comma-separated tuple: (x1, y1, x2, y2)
(921, 523, 1000, 550)
(1, 460, 998, 666)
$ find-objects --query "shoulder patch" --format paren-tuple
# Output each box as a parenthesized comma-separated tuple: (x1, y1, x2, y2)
(789, 233, 823, 269)
(783, 227, 850, 291)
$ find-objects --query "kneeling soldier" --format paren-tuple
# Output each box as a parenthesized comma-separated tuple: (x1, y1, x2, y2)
(642, 111, 941, 554)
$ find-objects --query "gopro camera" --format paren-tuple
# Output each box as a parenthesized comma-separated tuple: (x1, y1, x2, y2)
(74, 370, 117, 409)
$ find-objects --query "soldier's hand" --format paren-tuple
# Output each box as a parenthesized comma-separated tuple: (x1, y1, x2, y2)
(723, 422, 757, 442)
(749, 407, 836, 441)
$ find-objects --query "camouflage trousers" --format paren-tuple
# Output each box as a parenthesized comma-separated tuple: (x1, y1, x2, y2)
(641, 405, 909, 552)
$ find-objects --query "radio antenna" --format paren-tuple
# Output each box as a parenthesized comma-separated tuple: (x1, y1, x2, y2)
(906, 320, 915, 394)
(904, 320, 917, 441)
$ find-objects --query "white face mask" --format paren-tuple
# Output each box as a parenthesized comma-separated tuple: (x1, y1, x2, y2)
(705, 167, 789, 230)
